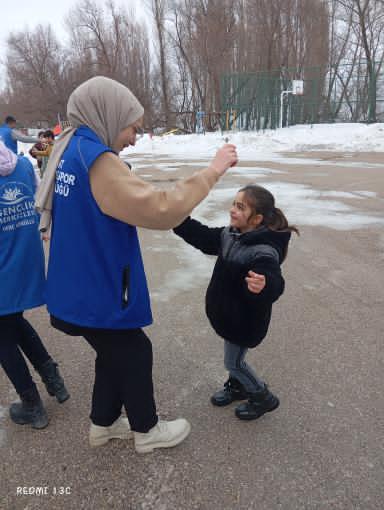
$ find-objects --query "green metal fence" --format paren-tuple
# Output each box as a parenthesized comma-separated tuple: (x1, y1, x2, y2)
(220, 63, 383, 131)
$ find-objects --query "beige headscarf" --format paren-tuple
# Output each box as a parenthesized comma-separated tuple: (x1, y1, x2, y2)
(35, 76, 144, 231)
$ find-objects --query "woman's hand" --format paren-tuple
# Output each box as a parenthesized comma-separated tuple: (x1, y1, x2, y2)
(245, 271, 266, 294)
(210, 144, 238, 176)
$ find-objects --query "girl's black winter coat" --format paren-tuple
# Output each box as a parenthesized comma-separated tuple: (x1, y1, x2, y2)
(173, 217, 291, 347)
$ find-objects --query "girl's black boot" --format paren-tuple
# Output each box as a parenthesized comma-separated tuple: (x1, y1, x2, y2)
(9, 386, 49, 429)
(211, 377, 248, 406)
(38, 358, 70, 403)
(235, 385, 279, 420)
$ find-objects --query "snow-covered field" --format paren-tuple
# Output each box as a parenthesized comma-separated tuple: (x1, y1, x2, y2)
(124, 122, 384, 161)
(18, 122, 384, 164)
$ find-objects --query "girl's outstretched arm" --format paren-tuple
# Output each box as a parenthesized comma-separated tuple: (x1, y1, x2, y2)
(173, 217, 223, 256)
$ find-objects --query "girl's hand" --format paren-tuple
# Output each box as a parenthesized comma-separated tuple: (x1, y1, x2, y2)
(245, 271, 266, 294)
(210, 144, 238, 176)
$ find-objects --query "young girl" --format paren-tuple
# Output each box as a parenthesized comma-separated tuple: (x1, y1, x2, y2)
(173, 184, 298, 420)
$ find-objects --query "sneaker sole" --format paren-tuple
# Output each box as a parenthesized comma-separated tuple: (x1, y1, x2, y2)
(135, 422, 191, 454)
(235, 398, 280, 421)
(89, 431, 133, 448)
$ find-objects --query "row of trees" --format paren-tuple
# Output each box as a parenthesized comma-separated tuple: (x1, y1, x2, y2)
(0, 0, 383, 129)
(326, 0, 384, 122)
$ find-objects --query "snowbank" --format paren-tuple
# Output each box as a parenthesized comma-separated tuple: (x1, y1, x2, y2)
(125, 123, 384, 161)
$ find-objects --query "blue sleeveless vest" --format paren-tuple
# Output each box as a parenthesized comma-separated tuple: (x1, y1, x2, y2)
(0, 157, 45, 315)
(46, 126, 153, 329)
(0, 124, 18, 154)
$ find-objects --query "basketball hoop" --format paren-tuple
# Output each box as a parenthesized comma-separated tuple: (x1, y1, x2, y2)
(292, 80, 304, 96)
(280, 80, 305, 128)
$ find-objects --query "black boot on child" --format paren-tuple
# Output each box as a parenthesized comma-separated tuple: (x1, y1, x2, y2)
(211, 377, 248, 406)
(235, 385, 279, 420)
(9, 386, 49, 429)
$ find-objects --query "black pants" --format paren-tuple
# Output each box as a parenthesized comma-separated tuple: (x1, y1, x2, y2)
(0, 313, 50, 396)
(83, 328, 158, 433)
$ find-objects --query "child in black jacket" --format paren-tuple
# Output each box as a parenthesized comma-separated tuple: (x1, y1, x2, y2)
(173, 184, 298, 420)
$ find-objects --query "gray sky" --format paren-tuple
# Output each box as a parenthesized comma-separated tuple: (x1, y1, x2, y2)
(0, 0, 146, 83)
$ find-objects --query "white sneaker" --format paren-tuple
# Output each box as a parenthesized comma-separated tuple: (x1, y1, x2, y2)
(134, 418, 191, 453)
(89, 416, 132, 447)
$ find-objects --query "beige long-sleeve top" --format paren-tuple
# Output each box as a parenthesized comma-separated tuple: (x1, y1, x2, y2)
(33, 143, 53, 157)
(89, 152, 220, 230)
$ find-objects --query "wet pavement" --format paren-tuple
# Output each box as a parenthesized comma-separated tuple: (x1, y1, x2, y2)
(1, 151, 384, 509)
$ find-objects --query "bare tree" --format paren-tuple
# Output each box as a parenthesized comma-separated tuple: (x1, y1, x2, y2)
(335, 0, 384, 121)
(169, 0, 238, 116)
(3, 0, 381, 130)
(66, 0, 155, 125)
(145, 0, 172, 128)
(5, 24, 69, 124)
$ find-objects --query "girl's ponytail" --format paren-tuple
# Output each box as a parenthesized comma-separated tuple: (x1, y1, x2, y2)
(269, 207, 299, 235)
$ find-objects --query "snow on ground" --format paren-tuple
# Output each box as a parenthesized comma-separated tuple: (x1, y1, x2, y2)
(125, 123, 384, 162)
(18, 122, 384, 168)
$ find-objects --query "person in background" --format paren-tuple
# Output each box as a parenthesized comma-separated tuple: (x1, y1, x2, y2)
(0, 116, 39, 154)
(29, 131, 46, 173)
(32, 130, 55, 177)
(0, 141, 69, 429)
(36, 76, 237, 453)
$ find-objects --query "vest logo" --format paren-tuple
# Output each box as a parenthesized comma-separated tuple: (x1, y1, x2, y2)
(2, 186, 23, 202)
(0, 181, 36, 232)
(0, 182, 31, 206)
(55, 166, 76, 198)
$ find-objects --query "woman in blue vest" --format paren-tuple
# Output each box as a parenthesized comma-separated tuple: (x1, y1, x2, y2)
(36, 76, 237, 452)
(0, 141, 69, 429)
